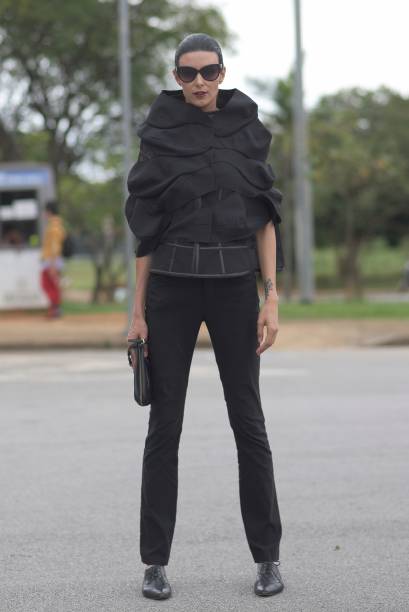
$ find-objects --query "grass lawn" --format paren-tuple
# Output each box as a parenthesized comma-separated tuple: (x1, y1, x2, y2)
(63, 256, 96, 291)
(278, 300, 409, 319)
(59, 299, 409, 320)
(61, 301, 127, 315)
(61, 239, 409, 319)
(315, 237, 408, 289)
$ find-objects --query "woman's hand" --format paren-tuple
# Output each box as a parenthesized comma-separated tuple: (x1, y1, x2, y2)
(127, 315, 149, 367)
(254, 222, 279, 355)
(256, 299, 279, 355)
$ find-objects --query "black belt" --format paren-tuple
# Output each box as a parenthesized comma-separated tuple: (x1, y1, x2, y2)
(149, 239, 258, 277)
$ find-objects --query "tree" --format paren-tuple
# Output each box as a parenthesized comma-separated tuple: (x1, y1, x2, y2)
(0, 0, 232, 183)
(0, 0, 233, 301)
(310, 86, 409, 297)
(241, 79, 409, 298)
(59, 173, 125, 303)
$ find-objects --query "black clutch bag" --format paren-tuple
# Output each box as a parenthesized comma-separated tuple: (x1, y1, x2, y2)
(127, 338, 151, 406)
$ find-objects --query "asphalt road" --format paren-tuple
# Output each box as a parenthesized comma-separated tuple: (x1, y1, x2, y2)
(1, 347, 408, 612)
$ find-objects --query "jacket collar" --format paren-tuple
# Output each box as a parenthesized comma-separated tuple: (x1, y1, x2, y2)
(142, 87, 259, 136)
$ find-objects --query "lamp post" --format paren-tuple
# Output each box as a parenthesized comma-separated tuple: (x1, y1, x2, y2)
(118, 0, 135, 329)
(293, 0, 315, 302)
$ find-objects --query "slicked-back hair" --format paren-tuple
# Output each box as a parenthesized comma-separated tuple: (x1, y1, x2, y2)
(175, 33, 223, 67)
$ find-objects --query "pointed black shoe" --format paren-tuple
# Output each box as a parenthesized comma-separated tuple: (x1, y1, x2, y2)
(254, 561, 284, 597)
(142, 564, 172, 600)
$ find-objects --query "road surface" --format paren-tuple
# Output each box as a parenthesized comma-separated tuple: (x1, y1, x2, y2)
(1, 347, 408, 611)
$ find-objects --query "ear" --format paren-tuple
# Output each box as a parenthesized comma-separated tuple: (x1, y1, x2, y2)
(219, 66, 226, 84)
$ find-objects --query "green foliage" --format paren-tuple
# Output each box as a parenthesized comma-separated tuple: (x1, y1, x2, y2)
(2, 1, 409, 299)
(0, 0, 232, 176)
(59, 172, 128, 303)
(59, 173, 123, 236)
(0, 0, 233, 301)
(246, 77, 409, 295)
(310, 86, 409, 247)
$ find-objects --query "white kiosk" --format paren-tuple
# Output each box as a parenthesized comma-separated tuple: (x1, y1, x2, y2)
(0, 162, 56, 310)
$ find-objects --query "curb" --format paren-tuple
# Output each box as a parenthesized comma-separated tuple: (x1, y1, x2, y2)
(1, 314, 409, 351)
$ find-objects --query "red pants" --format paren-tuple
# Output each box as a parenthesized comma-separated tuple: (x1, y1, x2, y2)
(41, 268, 61, 307)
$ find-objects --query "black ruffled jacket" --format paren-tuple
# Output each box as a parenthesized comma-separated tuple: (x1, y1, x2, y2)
(125, 87, 285, 272)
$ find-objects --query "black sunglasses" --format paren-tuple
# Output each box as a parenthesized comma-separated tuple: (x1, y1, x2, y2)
(175, 63, 223, 83)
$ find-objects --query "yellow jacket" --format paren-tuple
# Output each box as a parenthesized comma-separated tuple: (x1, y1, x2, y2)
(41, 215, 66, 259)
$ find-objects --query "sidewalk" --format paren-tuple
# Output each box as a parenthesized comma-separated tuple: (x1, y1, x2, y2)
(0, 310, 408, 350)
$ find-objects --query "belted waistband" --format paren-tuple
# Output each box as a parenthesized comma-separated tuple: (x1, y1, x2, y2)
(149, 239, 258, 277)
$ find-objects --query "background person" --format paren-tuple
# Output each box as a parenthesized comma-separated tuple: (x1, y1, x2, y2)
(40, 200, 66, 319)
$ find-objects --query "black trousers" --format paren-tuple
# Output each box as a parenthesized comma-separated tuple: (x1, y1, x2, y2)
(141, 271, 282, 565)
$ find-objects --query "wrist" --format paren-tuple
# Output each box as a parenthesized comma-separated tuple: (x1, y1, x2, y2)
(264, 292, 279, 303)
(261, 276, 278, 301)
(132, 308, 145, 319)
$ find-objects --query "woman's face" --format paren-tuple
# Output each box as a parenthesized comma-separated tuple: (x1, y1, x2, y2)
(173, 50, 226, 112)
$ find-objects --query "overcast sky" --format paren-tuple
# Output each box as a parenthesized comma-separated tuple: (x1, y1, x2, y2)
(206, 0, 409, 110)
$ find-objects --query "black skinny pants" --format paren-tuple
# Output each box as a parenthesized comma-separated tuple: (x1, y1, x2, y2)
(141, 271, 282, 565)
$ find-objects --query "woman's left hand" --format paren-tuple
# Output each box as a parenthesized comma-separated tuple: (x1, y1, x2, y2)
(256, 300, 279, 355)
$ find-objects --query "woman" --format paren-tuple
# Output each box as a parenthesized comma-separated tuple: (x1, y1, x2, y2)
(125, 33, 285, 600)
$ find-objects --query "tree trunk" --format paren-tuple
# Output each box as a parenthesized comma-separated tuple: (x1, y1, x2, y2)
(88, 218, 124, 304)
(336, 236, 363, 299)
(337, 196, 364, 299)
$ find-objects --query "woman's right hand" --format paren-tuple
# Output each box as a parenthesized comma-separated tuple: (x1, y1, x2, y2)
(127, 315, 149, 367)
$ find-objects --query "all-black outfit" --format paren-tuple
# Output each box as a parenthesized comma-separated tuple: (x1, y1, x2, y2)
(125, 87, 284, 565)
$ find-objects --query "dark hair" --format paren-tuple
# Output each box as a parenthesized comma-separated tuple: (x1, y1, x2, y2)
(175, 33, 223, 67)
(45, 200, 59, 215)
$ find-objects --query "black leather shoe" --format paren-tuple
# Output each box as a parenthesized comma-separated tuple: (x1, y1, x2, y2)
(254, 561, 284, 597)
(142, 564, 172, 600)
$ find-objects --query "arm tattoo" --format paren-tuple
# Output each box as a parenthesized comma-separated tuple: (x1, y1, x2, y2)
(264, 277, 275, 300)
